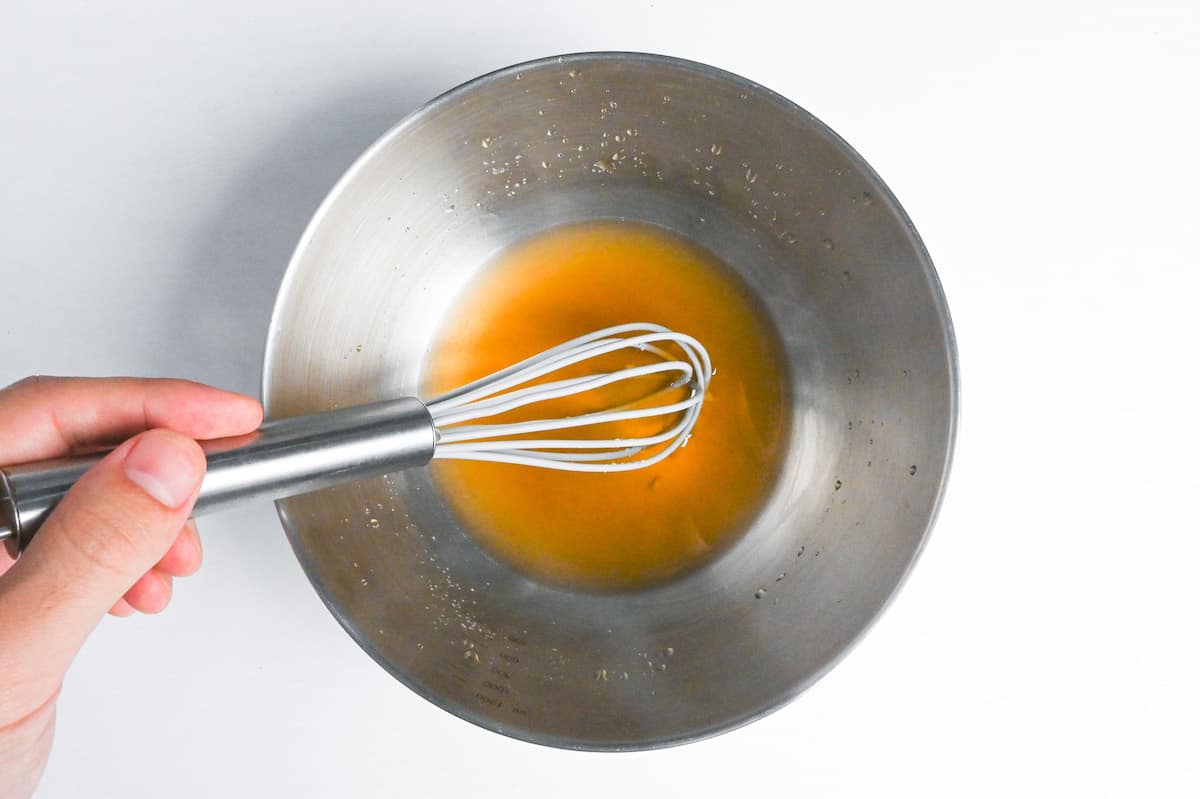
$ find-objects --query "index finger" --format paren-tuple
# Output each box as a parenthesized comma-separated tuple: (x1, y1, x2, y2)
(0, 376, 263, 464)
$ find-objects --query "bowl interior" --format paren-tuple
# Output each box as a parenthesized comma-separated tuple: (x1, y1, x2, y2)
(263, 52, 957, 749)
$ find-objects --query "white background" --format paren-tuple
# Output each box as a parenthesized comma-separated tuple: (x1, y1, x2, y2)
(3, 1, 1198, 796)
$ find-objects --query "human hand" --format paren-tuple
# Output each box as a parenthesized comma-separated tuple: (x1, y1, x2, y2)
(0, 377, 262, 798)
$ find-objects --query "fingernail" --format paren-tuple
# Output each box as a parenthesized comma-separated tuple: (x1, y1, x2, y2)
(123, 431, 202, 508)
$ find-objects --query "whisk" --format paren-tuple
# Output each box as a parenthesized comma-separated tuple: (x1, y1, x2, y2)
(0, 323, 711, 554)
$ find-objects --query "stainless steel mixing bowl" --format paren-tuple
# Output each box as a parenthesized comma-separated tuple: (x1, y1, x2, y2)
(263, 52, 958, 749)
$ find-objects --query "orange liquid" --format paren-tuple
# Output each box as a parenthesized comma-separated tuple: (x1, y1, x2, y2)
(426, 221, 789, 591)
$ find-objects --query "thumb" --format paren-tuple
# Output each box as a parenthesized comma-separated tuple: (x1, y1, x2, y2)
(3, 429, 204, 677)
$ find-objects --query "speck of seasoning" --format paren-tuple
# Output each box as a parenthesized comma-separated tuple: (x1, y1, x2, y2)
(909, 464, 918, 476)
(834, 479, 842, 491)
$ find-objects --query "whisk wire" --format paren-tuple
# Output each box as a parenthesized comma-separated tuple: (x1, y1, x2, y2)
(431, 359, 692, 427)
(427, 323, 711, 472)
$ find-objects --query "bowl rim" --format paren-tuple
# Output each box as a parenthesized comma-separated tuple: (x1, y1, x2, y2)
(261, 50, 961, 751)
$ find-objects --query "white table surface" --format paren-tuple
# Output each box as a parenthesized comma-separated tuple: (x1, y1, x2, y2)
(4, 1, 1198, 796)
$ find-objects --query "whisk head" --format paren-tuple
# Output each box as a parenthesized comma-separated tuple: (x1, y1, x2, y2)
(425, 323, 712, 472)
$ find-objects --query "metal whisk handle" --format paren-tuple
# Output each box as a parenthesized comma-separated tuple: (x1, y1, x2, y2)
(0, 397, 436, 557)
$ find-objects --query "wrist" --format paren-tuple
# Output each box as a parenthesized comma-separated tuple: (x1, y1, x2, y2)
(0, 690, 58, 799)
